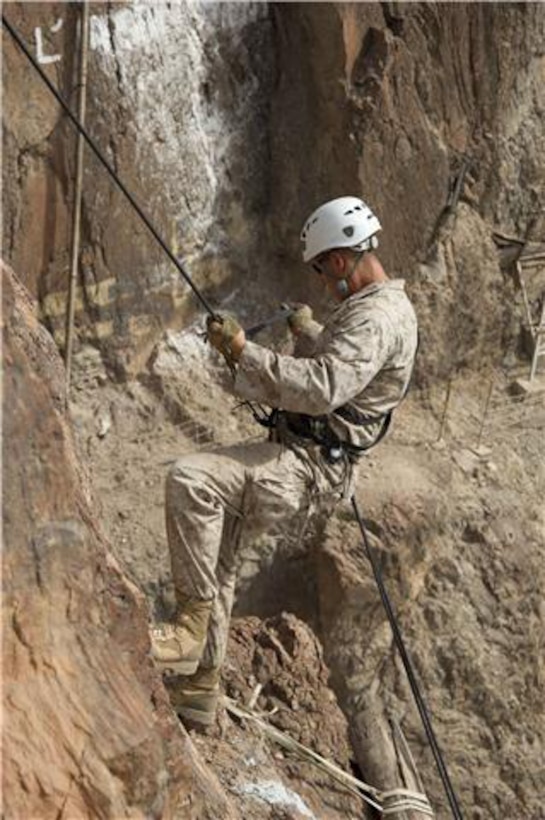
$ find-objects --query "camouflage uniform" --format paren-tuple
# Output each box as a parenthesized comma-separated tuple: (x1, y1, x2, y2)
(166, 279, 418, 668)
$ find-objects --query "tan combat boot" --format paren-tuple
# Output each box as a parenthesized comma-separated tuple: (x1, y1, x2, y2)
(151, 596, 213, 676)
(168, 666, 221, 729)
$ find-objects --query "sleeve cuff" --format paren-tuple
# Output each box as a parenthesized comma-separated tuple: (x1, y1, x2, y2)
(234, 341, 272, 401)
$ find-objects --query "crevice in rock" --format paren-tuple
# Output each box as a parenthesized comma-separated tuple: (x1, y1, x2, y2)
(106, 2, 124, 98)
(55, 741, 88, 820)
(30, 534, 44, 591)
(380, 2, 405, 38)
(11, 610, 38, 668)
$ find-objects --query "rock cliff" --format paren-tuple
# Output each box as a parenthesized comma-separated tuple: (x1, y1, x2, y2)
(2, 261, 235, 818)
(3, 3, 544, 818)
(4, 3, 544, 377)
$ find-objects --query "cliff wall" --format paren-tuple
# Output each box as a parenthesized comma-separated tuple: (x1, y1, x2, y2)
(3, 2, 544, 378)
(3, 4, 544, 818)
(2, 261, 235, 818)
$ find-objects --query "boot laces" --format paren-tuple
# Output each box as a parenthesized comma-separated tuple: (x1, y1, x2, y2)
(151, 622, 177, 641)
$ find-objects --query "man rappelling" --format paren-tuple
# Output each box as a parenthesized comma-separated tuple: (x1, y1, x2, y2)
(150, 196, 418, 728)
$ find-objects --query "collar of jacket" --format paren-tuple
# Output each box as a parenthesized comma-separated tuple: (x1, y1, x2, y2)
(348, 278, 406, 302)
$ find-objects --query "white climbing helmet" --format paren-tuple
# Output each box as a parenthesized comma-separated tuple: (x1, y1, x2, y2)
(300, 196, 381, 263)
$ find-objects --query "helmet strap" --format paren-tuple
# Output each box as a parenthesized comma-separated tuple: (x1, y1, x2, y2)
(336, 250, 365, 297)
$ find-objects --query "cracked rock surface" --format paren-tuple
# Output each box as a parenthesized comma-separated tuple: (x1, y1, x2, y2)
(3, 2, 545, 818)
(2, 261, 236, 819)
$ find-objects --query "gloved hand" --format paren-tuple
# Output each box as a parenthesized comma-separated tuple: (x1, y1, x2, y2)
(285, 302, 314, 336)
(206, 313, 246, 364)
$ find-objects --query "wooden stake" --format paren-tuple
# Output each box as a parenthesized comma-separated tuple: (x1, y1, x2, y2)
(65, 0, 90, 403)
(438, 378, 453, 442)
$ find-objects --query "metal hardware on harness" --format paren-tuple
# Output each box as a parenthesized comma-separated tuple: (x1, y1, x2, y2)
(245, 306, 294, 339)
(324, 445, 344, 464)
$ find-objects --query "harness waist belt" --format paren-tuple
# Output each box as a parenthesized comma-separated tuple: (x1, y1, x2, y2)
(334, 403, 385, 428)
(283, 407, 391, 459)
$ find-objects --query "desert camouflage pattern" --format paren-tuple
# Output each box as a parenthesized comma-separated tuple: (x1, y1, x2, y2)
(165, 440, 343, 668)
(165, 280, 417, 667)
(236, 279, 418, 449)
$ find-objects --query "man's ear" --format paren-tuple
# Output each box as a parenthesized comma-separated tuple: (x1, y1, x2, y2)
(331, 251, 346, 273)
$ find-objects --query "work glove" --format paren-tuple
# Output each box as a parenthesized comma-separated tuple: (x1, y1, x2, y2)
(206, 313, 245, 365)
(285, 302, 314, 336)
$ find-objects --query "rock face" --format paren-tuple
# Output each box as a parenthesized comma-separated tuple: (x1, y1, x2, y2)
(2, 261, 235, 819)
(3, 1, 275, 374)
(3, 2, 544, 377)
(3, 2, 545, 818)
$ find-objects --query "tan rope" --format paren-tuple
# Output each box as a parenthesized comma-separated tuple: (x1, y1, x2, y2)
(223, 697, 435, 817)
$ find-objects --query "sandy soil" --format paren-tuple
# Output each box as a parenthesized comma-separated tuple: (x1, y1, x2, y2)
(69, 333, 544, 819)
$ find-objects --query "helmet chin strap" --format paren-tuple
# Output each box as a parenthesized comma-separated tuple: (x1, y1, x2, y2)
(336, 278, 350, 296)
(335, 250, 365, 297)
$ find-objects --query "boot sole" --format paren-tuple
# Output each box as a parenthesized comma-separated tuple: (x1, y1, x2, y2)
(155, 657, 199, 676)
(177, 703, 216, 728)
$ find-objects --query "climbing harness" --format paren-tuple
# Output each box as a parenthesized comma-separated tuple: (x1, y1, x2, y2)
(264, 408, 390, 464)
(5, 17, 464, 817)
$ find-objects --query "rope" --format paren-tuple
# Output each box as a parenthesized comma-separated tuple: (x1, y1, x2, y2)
(381, 789, 434, 817)
(351, 495, 464, 820)
(5, 33, 463, 814)
(224, 697, 435, 817)
(224, 697, 383, 812)
(2, 14, 215, 317)
(3, 15, 285, 439)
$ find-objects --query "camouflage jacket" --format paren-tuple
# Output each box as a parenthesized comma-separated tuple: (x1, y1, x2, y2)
(235, 279, 418, 450)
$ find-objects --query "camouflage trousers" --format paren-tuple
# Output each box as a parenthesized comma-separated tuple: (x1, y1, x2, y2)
(165, 439, 351, 669)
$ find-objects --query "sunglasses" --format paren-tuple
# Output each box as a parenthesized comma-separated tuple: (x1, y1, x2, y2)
(312, 254, 329, 275)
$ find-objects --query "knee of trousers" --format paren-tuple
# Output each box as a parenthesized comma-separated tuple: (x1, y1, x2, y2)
(167, 458, 199, 494)
(165, 457, 217, 513)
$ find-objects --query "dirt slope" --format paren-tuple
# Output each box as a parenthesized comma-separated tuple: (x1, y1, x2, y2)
(3, 3, 545, 817)
(67, 320, 544, 819)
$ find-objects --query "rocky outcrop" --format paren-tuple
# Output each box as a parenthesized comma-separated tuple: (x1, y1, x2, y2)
(214, 613, 368, 819)
(316, 429, 544, 818)
(3, 3, 544, 378)
(2, 260, 235, 818)
(3, 1, 275, 375)
(225, 613, 356, 767)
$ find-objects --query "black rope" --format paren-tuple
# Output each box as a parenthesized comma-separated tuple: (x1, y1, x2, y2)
(5, 30, 464, 812)
(4, 15, 281, 434)
(2, 14, 215, 317)
(351, 495, 464, 820)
